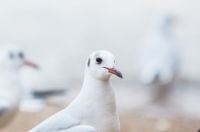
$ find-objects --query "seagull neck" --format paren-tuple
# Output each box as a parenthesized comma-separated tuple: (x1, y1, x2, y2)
(82, 74, 111, 92)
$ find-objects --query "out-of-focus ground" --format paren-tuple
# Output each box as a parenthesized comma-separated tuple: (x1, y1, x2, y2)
(1, 106, 200, 132)
(1, 80, 200, 132)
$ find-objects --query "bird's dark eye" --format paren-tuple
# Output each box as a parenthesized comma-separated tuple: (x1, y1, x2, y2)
(9, 53, 14, 59)
(96, 57, 103, 64)
(19, 52, 24, 59)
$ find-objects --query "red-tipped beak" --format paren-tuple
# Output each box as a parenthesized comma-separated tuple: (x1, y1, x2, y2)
(24, 60, 39, 69)
(103, 67, 123, 79)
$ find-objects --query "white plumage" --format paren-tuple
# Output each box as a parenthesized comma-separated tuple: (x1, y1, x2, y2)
(0, 66, 21, 127)
(30, 50, 122, 132)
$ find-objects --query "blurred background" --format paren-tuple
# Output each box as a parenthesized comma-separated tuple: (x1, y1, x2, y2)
(0, 0, 200, 132)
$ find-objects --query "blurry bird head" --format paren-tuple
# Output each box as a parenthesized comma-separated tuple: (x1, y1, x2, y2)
(155, 13, 176, 33)
(85, 50, 123, 81)
(0, 45, 39, 71)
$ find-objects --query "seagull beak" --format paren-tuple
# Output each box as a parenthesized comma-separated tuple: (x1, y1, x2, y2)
(103, 67, 123, 79)
(24, 60, 39, 69)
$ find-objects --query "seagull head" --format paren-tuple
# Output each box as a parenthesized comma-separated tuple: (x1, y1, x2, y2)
(86, 50, 123, 81)
(0, 46, 39, 70)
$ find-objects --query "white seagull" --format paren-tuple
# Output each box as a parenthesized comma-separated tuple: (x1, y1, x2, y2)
(0, 46, 38, 127)
(140, 15, 180, 102)
(30, 50, 123, 132)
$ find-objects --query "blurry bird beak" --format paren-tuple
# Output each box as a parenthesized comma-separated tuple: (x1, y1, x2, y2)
(103, 67, 123, 79)
(24, 60, 39, 69)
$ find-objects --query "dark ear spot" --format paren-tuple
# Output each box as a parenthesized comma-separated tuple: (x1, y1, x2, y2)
(87, 58, 90, 67)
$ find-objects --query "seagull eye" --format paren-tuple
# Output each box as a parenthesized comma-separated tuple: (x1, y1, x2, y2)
(19, 52, 24, 59)
(96, 57, 103, 64)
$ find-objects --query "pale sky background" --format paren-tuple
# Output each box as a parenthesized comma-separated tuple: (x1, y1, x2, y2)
(0, 0, 200, 89)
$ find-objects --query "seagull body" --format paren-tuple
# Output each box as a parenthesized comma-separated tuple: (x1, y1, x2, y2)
(140, 15, 180, 102)
(0, 45, 38, 127)
(30, 50, 122, 132)
(0, 69, 21, 127)
(140, 15, 180, 85)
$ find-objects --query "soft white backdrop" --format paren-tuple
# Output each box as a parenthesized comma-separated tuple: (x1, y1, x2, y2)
(0, 0, 200, 89)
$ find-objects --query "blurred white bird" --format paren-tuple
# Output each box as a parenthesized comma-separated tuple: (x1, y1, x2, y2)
(140, 14, 180, 103)
(30, 50, 123, 132)
(0, 45, 38, 127)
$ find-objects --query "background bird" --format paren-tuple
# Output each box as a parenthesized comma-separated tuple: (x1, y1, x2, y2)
(0, 45, 38, 128)
(139, 14, 181, 104)
(30, 50, 123, 132)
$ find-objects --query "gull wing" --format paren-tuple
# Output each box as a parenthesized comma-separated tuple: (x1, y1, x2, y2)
(29, 109, 80, 132)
